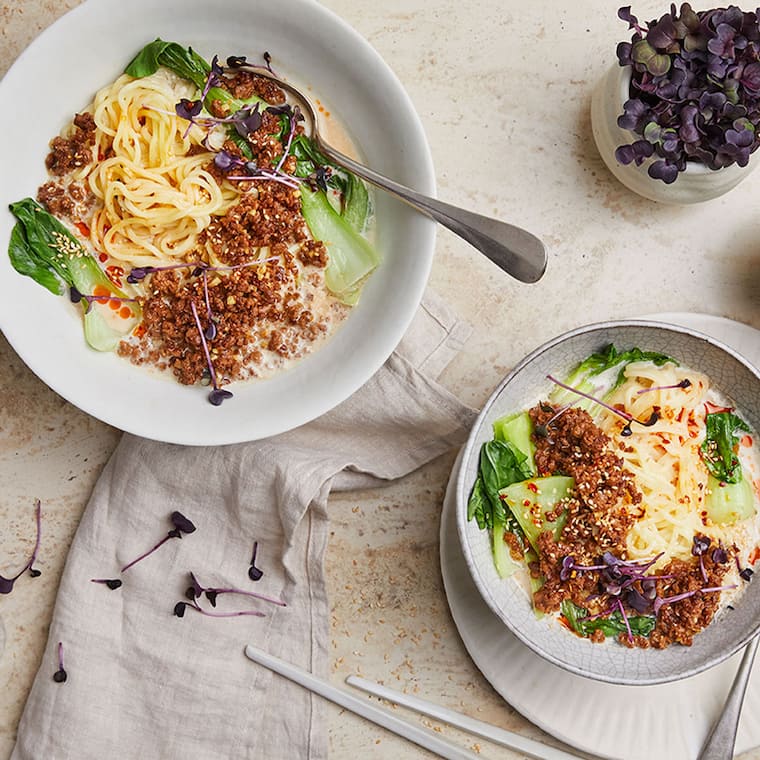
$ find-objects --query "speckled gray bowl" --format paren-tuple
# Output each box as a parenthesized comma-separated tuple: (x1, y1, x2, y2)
(455, 320, 760, 685)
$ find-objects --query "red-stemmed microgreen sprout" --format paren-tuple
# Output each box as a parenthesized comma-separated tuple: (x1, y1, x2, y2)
(616, 598, 634, 642)
(636, 378, 691, 395)
(546, 375, 660, 436)
(173, 599, 266, 619)
(692, 534, 711, 583)
(274, 104, 302, 174)
(121, 511, 196, 573)
(248, 541, 263, 582)
(126, 256, 280, 284)
(200, 270, 217, 342)
(90, 578, 122, 590)
(185, 571, 285, 609)
(190, 301, 233, 406)
(0, 499, 42, 594)
(226, 51, 277, 76)
(69, 286, 139, 314)
(736, 554, 755, 582)
(53, 641, 67, 683)
(225, 172, 301, 189)
(533, 402, 572, 442)
(652, 584, 738, 616)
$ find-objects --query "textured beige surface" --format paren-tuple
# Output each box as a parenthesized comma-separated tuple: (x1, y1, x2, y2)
(1, 1, 760, 759)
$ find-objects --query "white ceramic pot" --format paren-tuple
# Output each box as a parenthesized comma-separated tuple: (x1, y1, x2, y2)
(590, 63, 758, 204)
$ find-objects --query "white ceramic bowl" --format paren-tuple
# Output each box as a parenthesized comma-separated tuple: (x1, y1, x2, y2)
(0, 0, 435, 445)
(590, 63, 758, 204)
(456, 320, 760, 685)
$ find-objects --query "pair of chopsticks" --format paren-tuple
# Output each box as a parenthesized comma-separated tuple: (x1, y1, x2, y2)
(244, 644, 580, 760)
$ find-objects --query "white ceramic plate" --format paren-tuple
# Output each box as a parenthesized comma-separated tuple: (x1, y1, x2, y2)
(0, 0, 435, 445)
(455, 317, 760, 685)
(441, 314, 760, 759)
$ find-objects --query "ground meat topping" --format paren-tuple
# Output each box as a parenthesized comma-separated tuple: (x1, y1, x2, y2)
(221, 71, 286, 104)
(525, 403, 736, 648)
(45, 112, 96, 175)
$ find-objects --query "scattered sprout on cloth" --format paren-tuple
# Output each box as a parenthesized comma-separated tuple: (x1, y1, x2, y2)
(248, 541, 264, 581)
(120, 511, 196, 572)
(53, 642, 67, 684)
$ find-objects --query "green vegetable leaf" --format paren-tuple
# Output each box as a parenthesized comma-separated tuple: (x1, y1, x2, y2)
(299, 185, 378, 305)
(124, 39, 173, 78)
(700, 411, 751, 483)
(291, 135, 370, 233)
(473, 439, 533, 532)
(126, 39, 210, 89)
(561, 600, 656, 638)
(467, 473, 489, 528)
(551, 344, 677, 410)
(8, 222, 65, 295)
(8, 198, 139, 351)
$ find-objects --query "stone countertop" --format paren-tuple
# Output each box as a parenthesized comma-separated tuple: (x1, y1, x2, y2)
(1, 1, 760, 758)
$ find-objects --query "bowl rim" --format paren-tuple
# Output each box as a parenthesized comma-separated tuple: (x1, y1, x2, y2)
(455, 318, 760, 685)
(0, 0, 437, 446)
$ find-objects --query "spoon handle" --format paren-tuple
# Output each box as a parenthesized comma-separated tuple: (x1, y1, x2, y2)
(316, 142, 547, 284)
(697, 636, 759, 760)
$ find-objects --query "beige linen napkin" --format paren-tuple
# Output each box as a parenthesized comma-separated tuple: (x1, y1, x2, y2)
(12, 293, 476, 760)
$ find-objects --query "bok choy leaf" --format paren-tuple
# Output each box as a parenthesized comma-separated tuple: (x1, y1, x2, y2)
(8, 198, 139, 351)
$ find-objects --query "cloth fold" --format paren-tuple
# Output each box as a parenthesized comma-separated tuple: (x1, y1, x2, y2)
(12, 293, 476, 760)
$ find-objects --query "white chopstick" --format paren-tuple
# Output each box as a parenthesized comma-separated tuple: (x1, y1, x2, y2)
(346, 675, 581, 760)
(243, 644, 477, 759)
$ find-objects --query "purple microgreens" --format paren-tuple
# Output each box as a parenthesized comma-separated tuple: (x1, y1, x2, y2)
(208, 388, 234, 406)
(560, 555, 608, 581)
(190, 301, 233, 406)
(199, 56, 223, 104)
(712, 545, 728, 565)
(615, 5, 760, 180)
(225, 50, 276, 76)
(0, 499, 42, 595)
(616, 598, 634, 642)
(314, 166, 330, 193)
(176, 101, 263, 137)
(692, 535, 711, 582)
(226, 55, 248, 69)
(127, 255, 280, 285)
(69, 286, 139, 314)
(533, 403, 572, 441)
(184, 571, 285, 609)
(546, 374, 659, 437)
(200, 271, 217, 342)
(653, 583, 738, 615)
(173, 599, 266, 619)
(225, 170, 301, 189)
(248, 541, 263, 582)
(53, 641, 67, 683)
(231, 104, 263, 139)
(176, 98, 203, 121)
(90, 578, 122, 590)
(636, 378, 692, 395)
(735, 554, 755, 581)
(120, 511, 196, 573)
(274, 105, 303, 174)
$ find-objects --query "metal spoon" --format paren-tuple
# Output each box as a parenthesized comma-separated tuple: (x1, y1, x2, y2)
(241, 66, 548, 284)
(698, 635, 759, 760)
